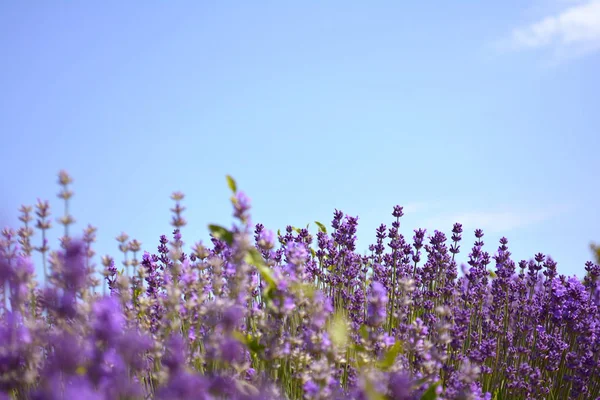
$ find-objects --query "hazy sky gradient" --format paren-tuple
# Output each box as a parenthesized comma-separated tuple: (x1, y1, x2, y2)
(1, 1, 598, 286)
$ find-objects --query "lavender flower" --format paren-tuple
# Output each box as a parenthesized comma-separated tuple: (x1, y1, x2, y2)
(367, 281, 388, 327)
(0, 171, 597, 400)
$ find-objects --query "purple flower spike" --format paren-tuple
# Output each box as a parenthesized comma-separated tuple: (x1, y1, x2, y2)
(62, 240, 88, 292)
(234, 191, 252, 222)
(367, 281, 388, 327)
(92, 296, 125, 343)
(222, 305, 244, 332)
(163, 334, 187, 372)
(392, 205, 404, 218)
(220, 337, 245, 364)
(388, 371, 415, 400)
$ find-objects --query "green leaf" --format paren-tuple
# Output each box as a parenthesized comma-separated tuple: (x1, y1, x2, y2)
(293, 282, 315, 299)
(245, 248, 277, 289)
(208, 224, 234, 245)
(235, 379, 260, 397)
(359, 325, 369, 340)
(328, 311, 349, 349)
(364, 377, 386, 400)
(234, 331, 265, 354)
(488, 269, 497, 278)
(352, 343, 367, 355)
(226, 175, 237, 193)
(376, 340, 403, 371)
(420, 381, 441, 400)
(245, 247, 264, 265)
(314, 221, 327, 233)
(232, 331, 245, 342)
(310, 248, 316, 258)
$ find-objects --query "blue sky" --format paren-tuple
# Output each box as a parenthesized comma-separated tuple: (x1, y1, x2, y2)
(1, 1, 598, 287)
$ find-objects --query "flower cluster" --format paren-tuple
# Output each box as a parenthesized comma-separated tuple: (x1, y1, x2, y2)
(0, 171, 599, 400)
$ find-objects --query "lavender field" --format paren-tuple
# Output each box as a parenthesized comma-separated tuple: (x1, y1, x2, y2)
(2, 2, 600, 399)
(1, 171, 598, 399)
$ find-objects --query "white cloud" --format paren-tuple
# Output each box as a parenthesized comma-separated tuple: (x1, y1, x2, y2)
(418, 205, 570, 234)
(507, 0, 600, 59)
